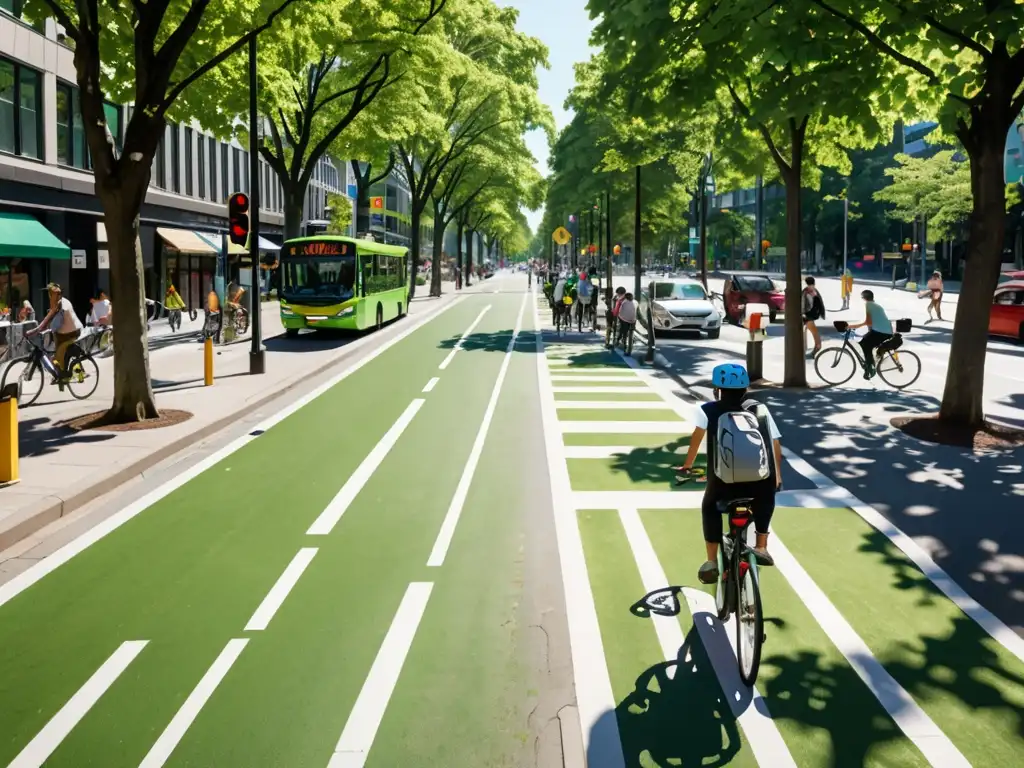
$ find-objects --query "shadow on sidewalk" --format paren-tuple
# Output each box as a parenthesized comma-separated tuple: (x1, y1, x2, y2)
(18, 415, 114, 458)
(152, 371, 251, 393)
(760, 386, 1024, 633)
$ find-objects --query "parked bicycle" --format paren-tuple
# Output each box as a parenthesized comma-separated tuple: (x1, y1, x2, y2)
(814, 319, 921, 389)
(1, 332, 99, 406)
(678, 468, 765, 685)
(81, 323, 114, 357)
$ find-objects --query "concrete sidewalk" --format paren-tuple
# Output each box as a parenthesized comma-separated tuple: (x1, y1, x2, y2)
(0, 281, 461, 552)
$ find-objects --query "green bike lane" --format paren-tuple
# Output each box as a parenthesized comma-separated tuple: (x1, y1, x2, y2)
(0, 288, 553, 767)
(534, 296, 1024, 768)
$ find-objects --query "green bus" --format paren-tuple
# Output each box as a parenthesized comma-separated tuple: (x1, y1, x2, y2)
(279, 236, 409, 336)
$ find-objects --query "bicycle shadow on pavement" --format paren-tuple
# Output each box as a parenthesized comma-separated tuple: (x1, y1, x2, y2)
(437, 330, 542, 354)
(17, 415, 114, 458)
(761, 385, 1024, 634)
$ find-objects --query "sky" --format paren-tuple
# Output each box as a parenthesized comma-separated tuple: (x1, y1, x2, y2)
(497, 1, 597, 234)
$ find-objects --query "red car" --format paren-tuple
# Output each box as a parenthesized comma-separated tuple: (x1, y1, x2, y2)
(721, 273, 786, 324)
(991, 281, 1024, 341)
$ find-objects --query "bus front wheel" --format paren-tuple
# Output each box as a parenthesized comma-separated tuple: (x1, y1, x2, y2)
(376, 304, 383, 331)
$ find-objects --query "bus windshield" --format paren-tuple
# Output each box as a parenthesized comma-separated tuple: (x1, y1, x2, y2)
(282, 255, 356, 305)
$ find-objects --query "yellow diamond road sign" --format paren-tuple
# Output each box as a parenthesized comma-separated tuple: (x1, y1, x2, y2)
(552, 226, 571, 245)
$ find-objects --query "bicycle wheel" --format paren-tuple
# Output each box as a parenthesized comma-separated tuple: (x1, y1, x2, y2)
(877, 349, 921, 390)
(814, 346, 857, 385)
(97, 328, 113, 355)
(735, 560, 764, 686)
(65, 354, 99, 400)
(1, 357, 44, 406)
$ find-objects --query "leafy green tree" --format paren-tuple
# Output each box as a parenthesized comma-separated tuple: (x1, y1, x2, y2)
(325, 192, 354, 234)
(707, 209, 755, 266)
(28, 0, 303, 422)
(808, 0, 1024, 426)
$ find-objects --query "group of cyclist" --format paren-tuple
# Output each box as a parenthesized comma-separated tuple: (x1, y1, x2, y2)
(543, 267, 642, 348)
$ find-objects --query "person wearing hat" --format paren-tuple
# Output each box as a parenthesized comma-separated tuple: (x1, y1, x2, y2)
(25, 283, 83, 379)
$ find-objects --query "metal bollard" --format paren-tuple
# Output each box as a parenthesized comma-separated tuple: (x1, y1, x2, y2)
(0, 382, 20, 486)
(204, 336, 214, 386)
(745, 311, 766, 382)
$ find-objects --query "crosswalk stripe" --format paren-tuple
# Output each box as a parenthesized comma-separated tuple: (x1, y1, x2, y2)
(618, 509, 797, 767)
(562, 445, 694, 459)
(8, 641, 148, 768)
(551, 375, 645, 382)
(573, 491, 704, 508)
(552, 386, 653, 394)
(560, 421, 688, 433)
(555, 401, 673, 410)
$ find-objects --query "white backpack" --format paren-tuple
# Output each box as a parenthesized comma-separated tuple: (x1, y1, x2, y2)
(714, 402, 771, 484)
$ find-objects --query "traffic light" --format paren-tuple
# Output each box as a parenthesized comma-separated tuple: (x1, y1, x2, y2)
(228, 192, 250, 247)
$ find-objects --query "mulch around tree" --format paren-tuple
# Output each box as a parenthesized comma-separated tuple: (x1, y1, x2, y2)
(61, 409, 193, 433)
(891, 414, 1024, 450)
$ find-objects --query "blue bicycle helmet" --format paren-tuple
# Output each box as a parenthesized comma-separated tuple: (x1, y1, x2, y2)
(711, 363, 750, 389)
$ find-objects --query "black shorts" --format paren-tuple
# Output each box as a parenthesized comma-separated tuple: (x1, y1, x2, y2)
(701, 479, 776, 543)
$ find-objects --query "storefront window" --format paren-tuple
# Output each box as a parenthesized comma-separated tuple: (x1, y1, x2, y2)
(0, 58, 42, 159)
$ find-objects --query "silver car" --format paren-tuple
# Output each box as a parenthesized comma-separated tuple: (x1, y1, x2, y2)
(639, 278, 722, 339)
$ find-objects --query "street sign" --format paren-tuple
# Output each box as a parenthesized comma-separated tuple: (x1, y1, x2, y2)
(552, 226, 571, 245)
(71, 250, 86, 269)
(370, 196, 384, 210)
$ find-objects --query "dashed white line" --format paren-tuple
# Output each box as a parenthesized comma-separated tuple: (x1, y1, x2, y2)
(8, 641, 148, 768)
(307, 400, 425, 535)
(427, 291, 528, 566)
(618, 509, 797, 768)
(138, 639, 249, 768)
(327, 582, 434, 768)
(244, 548, 318, 631)
(438, 305, 491, 370)
(422, 377, 439, 393)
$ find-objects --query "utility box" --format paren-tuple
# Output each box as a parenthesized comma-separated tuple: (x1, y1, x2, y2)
(743, 302, 769, 382)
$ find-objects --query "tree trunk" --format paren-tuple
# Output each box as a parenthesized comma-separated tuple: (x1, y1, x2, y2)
(430, 208, 444, 297)
(455, 221, 464, 290)
(100, 189, 159, 422)
(940, 130, 1008, 425)
(284, 187, 304, 240)
(783, 167, 806, 387)
(409, 205, 422, 299)
(352, 161, 371, 235)
(465, 229, 474, 286)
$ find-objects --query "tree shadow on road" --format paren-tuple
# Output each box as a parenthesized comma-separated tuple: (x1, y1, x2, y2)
(17, 416, 113, 458)
(606, 442, 705, 488)
(437, 330, 541, 354)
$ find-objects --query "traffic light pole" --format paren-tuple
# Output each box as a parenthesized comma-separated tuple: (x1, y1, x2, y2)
(248, 35, 265, 375)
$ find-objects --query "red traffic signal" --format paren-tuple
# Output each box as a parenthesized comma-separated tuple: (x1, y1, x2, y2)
(228, 192, 250, 247)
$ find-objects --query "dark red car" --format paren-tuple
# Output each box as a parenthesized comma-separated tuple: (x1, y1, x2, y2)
(991, 281, 1024, 341)
(721, 273, 786, 324)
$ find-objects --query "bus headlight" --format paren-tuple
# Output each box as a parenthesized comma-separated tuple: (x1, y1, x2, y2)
(336, 306, 355, 317)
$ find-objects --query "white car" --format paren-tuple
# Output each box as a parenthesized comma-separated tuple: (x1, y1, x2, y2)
(640, 278, 722, 339)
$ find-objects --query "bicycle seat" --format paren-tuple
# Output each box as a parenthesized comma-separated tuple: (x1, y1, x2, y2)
(717, 498, 755, 514)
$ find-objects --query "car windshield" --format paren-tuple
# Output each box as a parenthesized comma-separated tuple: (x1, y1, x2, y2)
(654, 282, 707, 301)
(735, 276, 776, 293)
(281, 255, 356, 305)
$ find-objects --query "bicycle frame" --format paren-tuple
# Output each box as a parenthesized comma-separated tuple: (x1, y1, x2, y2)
(830, 328, 902, 370)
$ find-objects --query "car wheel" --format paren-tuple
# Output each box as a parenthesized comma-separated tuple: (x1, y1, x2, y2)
(707, 329, 721, 339)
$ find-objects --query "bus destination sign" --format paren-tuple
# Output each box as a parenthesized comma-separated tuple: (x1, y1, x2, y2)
(290, 241, 348, 257)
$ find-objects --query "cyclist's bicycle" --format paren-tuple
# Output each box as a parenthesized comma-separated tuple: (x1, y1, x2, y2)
(555, 295, 573, 337)
(81, 323, 113, 357)
(617, 318, 636, 355)
(231, 304, 250, 335)
(1, 333, 100, 406)
(814, 320, 921, 389)
(677, 468, 765, 686)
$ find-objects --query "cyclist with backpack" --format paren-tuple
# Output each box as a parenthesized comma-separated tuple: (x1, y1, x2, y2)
(675, 363, 783, 585)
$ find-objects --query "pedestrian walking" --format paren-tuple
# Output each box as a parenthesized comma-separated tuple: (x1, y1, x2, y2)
(802, 276, 824, 355)
(924, 270, 944, 322)
(841, 268, 853, 310)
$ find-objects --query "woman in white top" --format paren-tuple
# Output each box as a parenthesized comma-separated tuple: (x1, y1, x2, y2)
(26, 283, 83, 377)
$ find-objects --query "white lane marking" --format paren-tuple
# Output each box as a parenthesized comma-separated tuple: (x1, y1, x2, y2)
(573, 491, 705, 509)
(8, 641, 148, 768)
(560, 421, 688, 433)
(782, 447, 1024, 665)
(327, 582, 433, 768)
(618, 510, 797, 767)
(563, 445, 697, 460)
(307, 400, 425, 535)
(552, 386, 653, 394)
(422, 377, 439, 393)
(555, 400, 673, 410)
(244, 548, 318, 631)
(427, 291, 528, 566)
(138, 639, 249, 768)
(438, 305, 490, 370)
(0, 298, 464, 610)
(533, 290, 625, 768)
(771, 535, 971, 765)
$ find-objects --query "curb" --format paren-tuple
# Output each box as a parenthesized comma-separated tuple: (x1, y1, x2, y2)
(0, 291, 464, 555)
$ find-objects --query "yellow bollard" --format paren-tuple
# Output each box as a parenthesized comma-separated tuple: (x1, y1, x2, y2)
(0, 383, 19, 487)
(204, 336, 214, 386)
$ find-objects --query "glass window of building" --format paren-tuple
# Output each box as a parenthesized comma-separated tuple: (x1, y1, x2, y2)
(232, 147, 240, 193)
(221, 143, 229, 196)
(197, 134, 206, 199)
(184, 128, 194, 196)
(103, 102, 122, 149)
(241, 150, 249, 194)
(154, 136, 165, 188)
(0, 59, 42, 159)
(170, 125, 180, 193)
(56, 82, 117, 169)
(209, 136, 218, 201)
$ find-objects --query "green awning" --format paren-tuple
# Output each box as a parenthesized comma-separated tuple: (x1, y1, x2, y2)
(0, 213, 71, 260)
